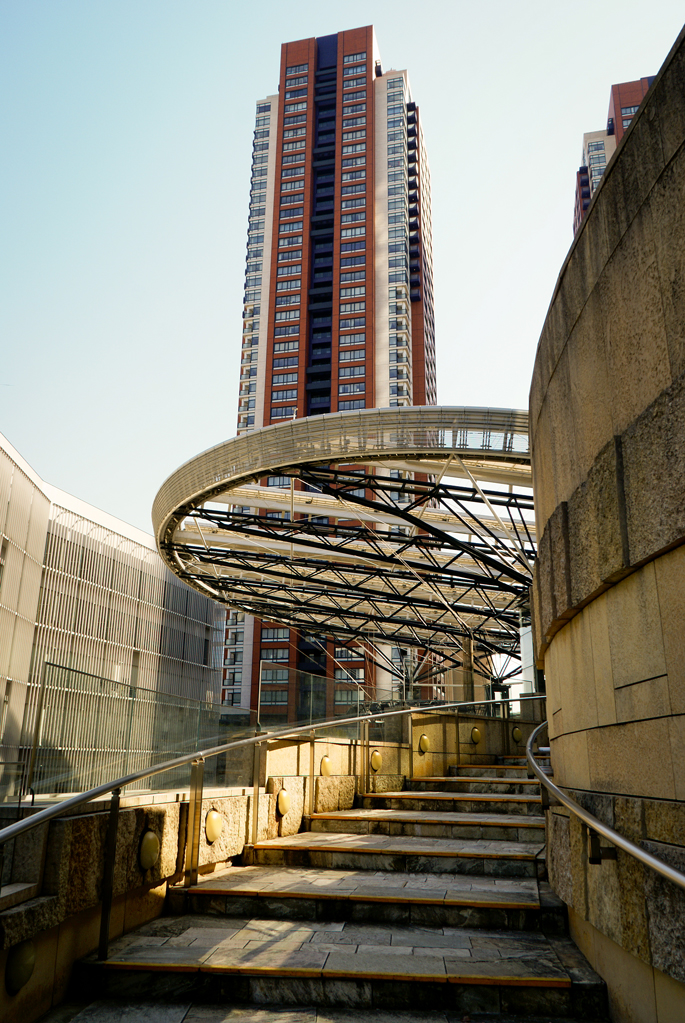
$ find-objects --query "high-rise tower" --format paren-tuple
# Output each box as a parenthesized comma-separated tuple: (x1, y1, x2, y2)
(573, 76, 654, 235)
(223, 26, 436, 714)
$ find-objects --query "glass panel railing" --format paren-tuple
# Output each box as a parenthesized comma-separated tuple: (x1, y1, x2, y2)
(25, 664, 253, 797)
(256, 662, 365, 740)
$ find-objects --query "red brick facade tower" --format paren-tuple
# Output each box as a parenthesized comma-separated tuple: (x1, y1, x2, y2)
(223, 27, 435, 716)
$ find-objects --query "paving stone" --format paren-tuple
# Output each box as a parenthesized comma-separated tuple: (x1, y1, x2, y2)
(322, 951, 447, 979)
(63, 1004, 193, 1023)
(105, 946, 213, 966)
(203, 946, 329, 972)
(185, 1010, 316, 1023)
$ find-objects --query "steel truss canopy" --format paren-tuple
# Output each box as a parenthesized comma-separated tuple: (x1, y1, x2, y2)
(152, 407, 535, 674)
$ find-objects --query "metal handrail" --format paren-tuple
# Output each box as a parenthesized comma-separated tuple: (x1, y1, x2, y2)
(0, 694, 544, 961)
(0, 694, 543, 847)
(526, 721, 685, 892)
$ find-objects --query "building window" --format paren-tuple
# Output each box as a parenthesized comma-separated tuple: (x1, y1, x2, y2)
(262, 627, 289, 640)
(343, 51, 366, 64)
(343, 78, 367, 91)
(621, 105, 640, 116)
(334, 689, 362, 704)
(272, 388, 298, 401)
(286, 63, 308, 75)
(335, 646, 363, 660)
(257, 102, 271, 113)
(339, 365, 365, 378)
(339, 399, 366, 410)
(271, 405, 297, 418)
(335, 666, 364, 680)
(279, 220, 303, 234)
(222, 690, 242, 706)
(260, 647, 289, 661)
(339, 382, 365, 395)
(267, 476, 290, 486)
(261, 690, 288, 704)
(339, 347, 365, 361)
(272, 372, 298, 385)
(262, 667, 289, 682)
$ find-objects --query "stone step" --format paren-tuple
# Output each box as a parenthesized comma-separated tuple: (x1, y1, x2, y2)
(408, 777, 540, 794)
(308, 808, 545, 843)
(249, 831, 545, 878)
(168, 865, 567, 933)
(41, 1003, 609, 1023)
(453, 764, 532, 777)
(76, 915, 607, 1018)
(362, 791, 543, 816)
(495, 755, 550, 766)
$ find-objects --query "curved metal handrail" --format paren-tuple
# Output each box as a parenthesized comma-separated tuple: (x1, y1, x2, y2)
(526, 721, 685, 892)
(0, 695, 543, 847)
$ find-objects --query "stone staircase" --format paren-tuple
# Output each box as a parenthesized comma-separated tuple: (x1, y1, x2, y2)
(65, 754, 608, 1022)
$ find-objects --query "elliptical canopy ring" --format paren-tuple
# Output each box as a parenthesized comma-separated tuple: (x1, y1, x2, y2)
(153, 407, 535, 672)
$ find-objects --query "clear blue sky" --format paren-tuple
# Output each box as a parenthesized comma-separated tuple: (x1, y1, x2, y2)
(2, 1, 683, 531)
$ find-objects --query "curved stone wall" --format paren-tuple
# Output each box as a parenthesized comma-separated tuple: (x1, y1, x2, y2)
(530, 26, 685, 1014)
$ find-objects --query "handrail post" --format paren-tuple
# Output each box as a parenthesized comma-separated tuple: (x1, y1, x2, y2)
(98, 786, 121, 960)
(308, 730, 315, 816)
(408, 712, 414, 780)
(455, 709, 460, 773)
(251, 741, 261, 846)
(184, 758, 204, 887)
(26, 660, 48, 794)
(363, 718, 369, 793)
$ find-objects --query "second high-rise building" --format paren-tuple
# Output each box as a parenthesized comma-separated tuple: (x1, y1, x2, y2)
(224, 25, 436, 713)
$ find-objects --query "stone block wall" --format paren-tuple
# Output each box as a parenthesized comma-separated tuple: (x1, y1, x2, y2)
(529, 24, 685, 1019)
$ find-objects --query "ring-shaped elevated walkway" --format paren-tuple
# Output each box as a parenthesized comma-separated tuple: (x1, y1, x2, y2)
(152, 407, 535, 665)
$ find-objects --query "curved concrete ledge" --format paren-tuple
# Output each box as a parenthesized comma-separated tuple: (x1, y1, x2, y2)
(529, 25, 685, 1004)
(530, 25, 685, 656)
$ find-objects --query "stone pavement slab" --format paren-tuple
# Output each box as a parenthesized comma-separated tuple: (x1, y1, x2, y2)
(187, 865, 540, 911)
(38, 1005, 601, 1023)
(95, 915, 578, 989)
(253, 831, 542, 859)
